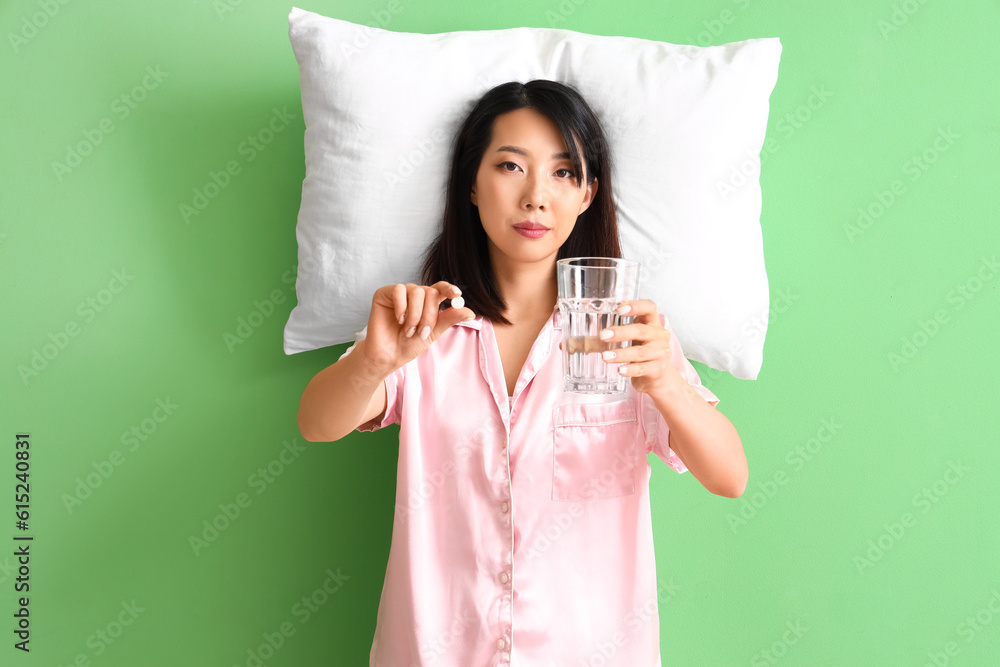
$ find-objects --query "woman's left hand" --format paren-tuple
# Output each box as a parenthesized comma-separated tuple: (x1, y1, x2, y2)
(573, 299, 682, 397)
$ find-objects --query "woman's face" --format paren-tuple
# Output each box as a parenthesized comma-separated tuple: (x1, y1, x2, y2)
(470, 107, 597, 270)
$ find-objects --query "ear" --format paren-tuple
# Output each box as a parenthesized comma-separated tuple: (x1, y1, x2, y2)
(577, 177, 597, 215)
(470, 184, 478, 207)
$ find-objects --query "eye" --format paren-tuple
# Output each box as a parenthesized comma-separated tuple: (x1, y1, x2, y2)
(556, 168, 576, 178)
(499, 161, 520, 172)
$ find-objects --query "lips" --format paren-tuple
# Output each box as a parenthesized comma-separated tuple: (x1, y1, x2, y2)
(514, 224, 548, 239)
(513, 222, 549, 231)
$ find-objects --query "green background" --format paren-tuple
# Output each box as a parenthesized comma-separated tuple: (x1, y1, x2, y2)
(2, 0, 998, 664)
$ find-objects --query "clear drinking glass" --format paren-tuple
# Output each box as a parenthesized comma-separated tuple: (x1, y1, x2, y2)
(557, 257, 640, 395)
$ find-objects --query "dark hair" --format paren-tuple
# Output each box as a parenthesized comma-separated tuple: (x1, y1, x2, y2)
(419, 79, 621, 326)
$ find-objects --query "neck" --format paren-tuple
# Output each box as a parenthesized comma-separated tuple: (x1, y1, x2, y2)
(490, 254, 558, 324)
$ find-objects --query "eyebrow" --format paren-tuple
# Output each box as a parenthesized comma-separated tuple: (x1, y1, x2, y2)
(495, 145, 572, 160)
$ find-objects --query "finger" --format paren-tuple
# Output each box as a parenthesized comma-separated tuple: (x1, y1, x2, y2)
(415, 286, 443, 341)
(615, 359, 663, 377)
(617, 360, 639, 376)
(601, 342, 664, 364)
(615, 357, 652, 376)
(599, 322, 649, 345)
(601, 347, 625, 364)
(392, 283, 407, 325)
(403, 284, 425, 337)
(436, 301, 476, 331)
(616, 299, 659, 324)
(602, 324, 672, 357)
(431, 280, 462, 298)
(602, 342, 642, 364)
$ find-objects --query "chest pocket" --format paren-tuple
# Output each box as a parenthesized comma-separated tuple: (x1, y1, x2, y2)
(551, 398, 639, 501)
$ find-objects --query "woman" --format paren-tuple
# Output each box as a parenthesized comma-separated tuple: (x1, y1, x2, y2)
(298, 79, 747, 666)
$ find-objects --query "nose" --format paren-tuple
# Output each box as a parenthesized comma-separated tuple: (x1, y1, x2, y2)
(521, 171, 548, 211)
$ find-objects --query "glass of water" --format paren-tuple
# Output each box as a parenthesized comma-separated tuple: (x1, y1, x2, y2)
(557, 257, 640, 395)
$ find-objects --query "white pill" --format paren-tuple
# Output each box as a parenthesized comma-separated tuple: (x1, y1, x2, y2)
(451, 296, 465, 309)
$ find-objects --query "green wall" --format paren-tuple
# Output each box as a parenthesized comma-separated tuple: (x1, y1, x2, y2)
(2, 0, 998, 664)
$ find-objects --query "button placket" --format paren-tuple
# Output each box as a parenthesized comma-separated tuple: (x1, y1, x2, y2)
(478, 324, 510, 426)
(499, 437, 513, 660)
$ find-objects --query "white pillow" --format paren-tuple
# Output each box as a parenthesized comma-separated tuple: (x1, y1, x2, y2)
(283, 7, 781, 380)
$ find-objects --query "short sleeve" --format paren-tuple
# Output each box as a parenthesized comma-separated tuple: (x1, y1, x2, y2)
(640, 313, 720, 474)
(338, 325, 403, 432)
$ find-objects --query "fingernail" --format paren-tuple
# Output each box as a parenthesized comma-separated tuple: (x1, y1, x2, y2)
(617, 304, 631, 315)
(398, 314, 405, 324)
(600, 329, 613, 340)
(406, 326, 416, 338)
(602, 350, 615, 360)
(419, 325, 430, 341)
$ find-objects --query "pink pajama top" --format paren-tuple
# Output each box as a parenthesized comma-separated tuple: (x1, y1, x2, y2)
(339, 303, 719, 666)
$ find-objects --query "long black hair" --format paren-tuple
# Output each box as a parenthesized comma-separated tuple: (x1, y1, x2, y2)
(419, 79, 621, 326)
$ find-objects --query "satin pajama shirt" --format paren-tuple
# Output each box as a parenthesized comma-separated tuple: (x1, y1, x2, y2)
(339, 303, 719, 666)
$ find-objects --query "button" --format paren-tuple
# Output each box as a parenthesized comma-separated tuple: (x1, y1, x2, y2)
(499, 572, 508, 584)
(497, 638, 506, 650)
(501, 501, 509, 513)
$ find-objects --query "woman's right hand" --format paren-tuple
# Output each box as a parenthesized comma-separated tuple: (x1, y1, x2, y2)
(359, 281, 476, 375)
